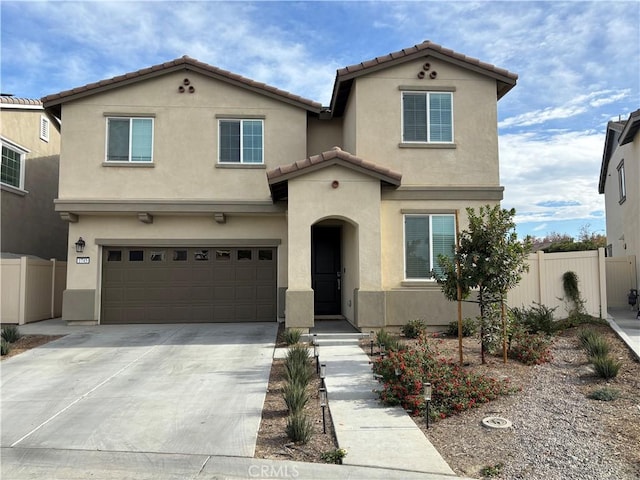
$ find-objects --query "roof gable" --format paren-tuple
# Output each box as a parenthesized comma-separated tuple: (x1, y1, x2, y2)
(330, 40, 518, 116)
(267, 146, 402, 200)
(599, 111, 640, 194)
(42, 56, 322, 117)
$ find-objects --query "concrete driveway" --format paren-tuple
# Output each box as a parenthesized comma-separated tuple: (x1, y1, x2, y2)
(1, 323, 277, 458)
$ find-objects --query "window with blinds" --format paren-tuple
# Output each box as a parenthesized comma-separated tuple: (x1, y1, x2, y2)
(402, 92, 453, 143)
(404, 214, 455, 279)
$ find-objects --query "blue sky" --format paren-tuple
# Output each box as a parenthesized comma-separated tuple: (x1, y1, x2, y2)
(2, 1, 639, 240)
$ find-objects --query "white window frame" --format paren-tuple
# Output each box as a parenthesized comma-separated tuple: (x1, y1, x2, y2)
(401, 91, 454, 144)
(218, 118, 264, 164)
(403, 213, 456, 281)
(1, 137, 28, 191)
(39, 115, 50, 142)
(617, 160, 626, 204)
(105, 117, 154, 163)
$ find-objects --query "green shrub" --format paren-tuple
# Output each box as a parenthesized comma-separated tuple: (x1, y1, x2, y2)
(509, 332, 554, 365)
(376, 328, 402, 352)
(285, 344, 313, 387)
(286, 343, 310, 365)
(1, 338, 10, 356)
(1, 325, 21, 343)
(578, 329, 610, 358)
(282, 382, 309, 414)
(588, 387, 620, 401)
(591, 355, 621, 379)
(285, 412, 313, 443)
(585, 337, 610, 359)
(446, 318, 477, 337)
(401, 319, 427, 339)
(578, 328, 599, 349)
(282, 328, 303, 345)
(480, 463, 504, 477)
(372, 338, 517, 417)
(321, 448, 347, 464)
(510, 303, 557, 335)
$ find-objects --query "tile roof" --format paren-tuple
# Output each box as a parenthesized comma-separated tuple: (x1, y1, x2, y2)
(0, 96, 43, 108)
(337, 40, 518, 80)
(267, 146, 401, 200)
(330, 40, 518, 115)
(41, 56, 322, 113)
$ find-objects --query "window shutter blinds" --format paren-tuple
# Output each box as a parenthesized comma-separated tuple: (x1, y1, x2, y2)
(405, 216, 430, 278)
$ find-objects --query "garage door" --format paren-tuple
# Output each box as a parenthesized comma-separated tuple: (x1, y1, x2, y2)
(101, 247, 277, 324)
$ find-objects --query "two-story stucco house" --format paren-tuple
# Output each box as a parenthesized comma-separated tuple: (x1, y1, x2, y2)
(599, 109, 640, 292)
(1, 95, 67, 260)
(42, 40, 517, 329)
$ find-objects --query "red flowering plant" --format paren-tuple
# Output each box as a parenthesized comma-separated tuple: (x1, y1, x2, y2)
(372, 334, 518, 419)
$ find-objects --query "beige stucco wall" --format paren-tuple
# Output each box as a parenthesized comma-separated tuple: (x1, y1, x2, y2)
(58, 70, 308, 201)
(1, 107, 67, 259)
(307, 116, 343, 156)
(285, 165, 383, 327)
(604, 135, 639, 287)
(345, 58, 500, 187)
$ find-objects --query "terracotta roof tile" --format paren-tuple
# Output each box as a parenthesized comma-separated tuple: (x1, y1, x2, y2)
(0, 96, 42, 106)
(267, 146, 402, 186)
(42, 56, 322, 111)
(336, 40, 518, 81)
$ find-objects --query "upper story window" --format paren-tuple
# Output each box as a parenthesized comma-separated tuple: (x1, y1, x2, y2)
(404, 214, 455, 280)
(106, 117, 153, 162)
(402, 92, 453, 143)
(40, 115, 50, 142)
(1, 141, 27, 190)
(219, 119, 263, 164)
(617, 160, 626, 204)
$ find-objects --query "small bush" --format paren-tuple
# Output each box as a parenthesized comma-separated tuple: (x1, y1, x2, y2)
(591, 355, 621, 379)
(286, 343, 310, 365)
(285, 412, 313, 443)
(446, 318, 477, 337)
(510, 303, 557, 335)
(321, 448, 347, 464)
(285, 359, 313, 388)
(1, 325, 21, 343)
(578, 328, 599, 349)
(282, 328, 303, 345)
(588, 387, 620, 401)
(480, 462, 504, 477)
(1, 338, 10, 356)
(584, 337, 610, 359)
(376, 328, 402, 352)
(282, 382, 309, 414)
(402, 319, 427, 339)
(509, 332, 553, 365)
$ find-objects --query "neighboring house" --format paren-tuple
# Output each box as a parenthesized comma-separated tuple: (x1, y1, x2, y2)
(42, 40, 517, 329)
(1, 95, 67, 260)
(599, 109, 640, 289)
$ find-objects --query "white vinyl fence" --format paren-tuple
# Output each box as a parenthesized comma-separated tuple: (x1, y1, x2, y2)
(1, 257, 67, 325)
(508, 249, 607, 319)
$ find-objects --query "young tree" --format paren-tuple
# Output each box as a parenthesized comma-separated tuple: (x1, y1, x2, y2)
(436, 205, 531, 364)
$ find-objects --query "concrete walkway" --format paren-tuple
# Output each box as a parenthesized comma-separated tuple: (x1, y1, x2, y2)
(311, 332, 457, 476)
(607, 307, 640, 360)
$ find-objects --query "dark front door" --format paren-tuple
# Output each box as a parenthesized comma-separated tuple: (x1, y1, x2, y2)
(312, 226, 341, 315)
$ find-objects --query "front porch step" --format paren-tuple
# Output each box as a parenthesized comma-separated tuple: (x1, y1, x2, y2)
(302, 332, 367, 343)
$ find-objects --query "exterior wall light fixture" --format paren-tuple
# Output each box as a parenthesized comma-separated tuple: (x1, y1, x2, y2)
(75, 237, 86, 253)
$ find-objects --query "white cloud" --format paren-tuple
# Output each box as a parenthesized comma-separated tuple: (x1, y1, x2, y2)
(499, 129, 605, 227)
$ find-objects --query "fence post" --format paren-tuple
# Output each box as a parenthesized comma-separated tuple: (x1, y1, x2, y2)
(50, 258, 57, 319)
(537, 250, 546, 306)
(18, 257, 27, 325)
(598, 248, 607, 318)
